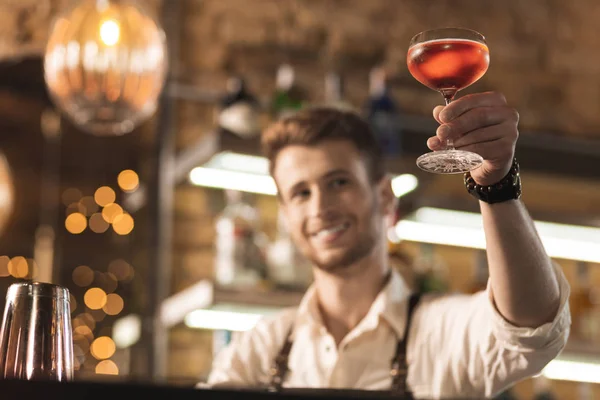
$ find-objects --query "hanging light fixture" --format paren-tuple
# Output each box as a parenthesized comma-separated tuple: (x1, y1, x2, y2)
(43, 0, 168, 136)
(0, 153, 14, 236)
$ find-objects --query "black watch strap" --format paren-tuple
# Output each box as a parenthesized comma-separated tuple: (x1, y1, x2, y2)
(464, 158, 522, 204)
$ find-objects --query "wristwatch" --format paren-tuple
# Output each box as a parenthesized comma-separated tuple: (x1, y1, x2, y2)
(464, 158, 522, 204)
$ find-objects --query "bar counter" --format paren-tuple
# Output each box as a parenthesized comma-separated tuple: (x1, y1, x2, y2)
(0, 378, 456, 400)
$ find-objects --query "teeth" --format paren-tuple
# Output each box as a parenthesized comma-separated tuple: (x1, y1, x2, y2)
(316, 223, 347, 238)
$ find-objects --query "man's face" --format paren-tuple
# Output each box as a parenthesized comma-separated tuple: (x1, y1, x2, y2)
(273, 139, 394, 274)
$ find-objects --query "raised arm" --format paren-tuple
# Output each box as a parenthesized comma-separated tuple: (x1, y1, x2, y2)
(428, 92, 561, 327)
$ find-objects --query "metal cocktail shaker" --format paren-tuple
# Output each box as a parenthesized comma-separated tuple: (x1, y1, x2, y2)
(0, 281, 73, 381)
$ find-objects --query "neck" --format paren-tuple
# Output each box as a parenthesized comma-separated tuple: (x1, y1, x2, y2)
(313, 248, 391, 345)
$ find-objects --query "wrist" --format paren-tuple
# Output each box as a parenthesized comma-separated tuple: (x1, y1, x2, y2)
(464, 158, 522, 204)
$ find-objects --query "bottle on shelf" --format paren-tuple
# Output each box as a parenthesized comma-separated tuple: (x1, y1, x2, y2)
(217, 75, 262, 139)
(323, 71, 354, 111)
(532, 376, 558, 400)
(271, 63, 305, 120)
(364, 65, 403, 157)
(493, 387, 519, 400)
(266, 209, 313, 290)
(412, 243, 449, 294)
(214, 190, 270, 289)
(571, 261, 596, 341)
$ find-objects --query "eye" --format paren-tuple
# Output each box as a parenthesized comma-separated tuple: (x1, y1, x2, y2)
(292, 188, 310, 200)
(330, 177, 349, 189)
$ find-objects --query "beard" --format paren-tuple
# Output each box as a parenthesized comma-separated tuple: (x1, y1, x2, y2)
(301, 195, 381, 275)
(310, 229, 377, 273)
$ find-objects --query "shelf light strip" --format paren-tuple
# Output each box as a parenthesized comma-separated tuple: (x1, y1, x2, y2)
(189, 151, 418, 198)
(395, 207, 600, 263)
(185, 309, 264, 332)
(542, 359, 600, 384)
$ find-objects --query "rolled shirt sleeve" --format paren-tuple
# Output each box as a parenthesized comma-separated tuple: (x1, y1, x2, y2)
(487, 261, 571, 351)
(410, 262, 571, 399)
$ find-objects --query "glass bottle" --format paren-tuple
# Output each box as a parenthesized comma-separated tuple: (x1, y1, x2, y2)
(214, 190, 269, 288)
(364, 66, 402, 156)
(217, 75, 261, 139)
(324, 71, 354, 111)
(266, 209, 313, 290)
(571, 262, 595, 341)
(532, 376, 557, 400)
(271, 63, 305, 120)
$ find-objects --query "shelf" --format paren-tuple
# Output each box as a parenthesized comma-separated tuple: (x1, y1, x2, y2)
(159, 279, 305, 329)
(559, 338, 600, 362)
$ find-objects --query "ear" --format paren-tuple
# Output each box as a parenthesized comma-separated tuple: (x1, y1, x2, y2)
(377, 174, 397, 217)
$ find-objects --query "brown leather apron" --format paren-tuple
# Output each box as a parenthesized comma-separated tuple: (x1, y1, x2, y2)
(267, 293, 422, 398)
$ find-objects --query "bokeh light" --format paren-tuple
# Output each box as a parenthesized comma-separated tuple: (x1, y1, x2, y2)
(103, 293, 124, 316)
(94, 187, 116, 207)
(117, 170, 139, 192)
(95, 359, 119, 375)
(89, 212, 110, 233)
(65, 212, 87, 234)
(80, 196, 99, 216)
(62, 188, 82, 207)
(108, 259, 134, 281)
(102, 203, 123, 224)
(8, 256, 28, 278)
(66, 202, 87, 216)
(73, 265, 94, 287)
(112, 213, 134, 235)
(91, 336, 116, 360)
(84, 287, 107, 310)
(95, 271, 118, 293)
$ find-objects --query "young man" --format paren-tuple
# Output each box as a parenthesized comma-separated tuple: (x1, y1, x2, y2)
(203, 92, 571, 399)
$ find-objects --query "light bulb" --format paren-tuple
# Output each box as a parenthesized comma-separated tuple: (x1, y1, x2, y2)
(44, 0, 168, 136)
(99, 19, 120, 46)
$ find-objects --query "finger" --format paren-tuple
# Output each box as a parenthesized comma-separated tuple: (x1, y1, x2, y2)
(452, 124, 508, 148)
(427, 136, 443, 151)
(439, 92, 508, 123)
(455, 138, 514, 161)
(433, 106, 445, 124)
(436, 107, 517, 143)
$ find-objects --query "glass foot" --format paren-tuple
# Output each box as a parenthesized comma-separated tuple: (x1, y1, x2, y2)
(416, 149, 483, 174)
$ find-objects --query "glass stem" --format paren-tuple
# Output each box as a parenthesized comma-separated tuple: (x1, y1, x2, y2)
(441, 91, 455, 150)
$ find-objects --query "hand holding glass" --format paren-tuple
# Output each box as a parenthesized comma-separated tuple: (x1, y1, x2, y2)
(407, 28, 490, 174)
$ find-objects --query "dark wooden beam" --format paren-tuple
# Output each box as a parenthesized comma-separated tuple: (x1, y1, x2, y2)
(136, 0, 181, 383)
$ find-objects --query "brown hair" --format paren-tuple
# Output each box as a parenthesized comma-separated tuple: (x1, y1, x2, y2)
(261, 106, 385, 182)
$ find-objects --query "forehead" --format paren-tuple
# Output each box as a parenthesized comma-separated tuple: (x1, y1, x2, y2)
(272, 140, 368, 191)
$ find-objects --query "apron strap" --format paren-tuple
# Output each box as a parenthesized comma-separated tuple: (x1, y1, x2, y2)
(267, 324, 294, 392)
(268, 292, 422, 397)
(390, 292, 422, 396)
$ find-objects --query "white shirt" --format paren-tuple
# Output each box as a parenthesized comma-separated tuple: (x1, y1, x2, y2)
(204, 264, 571, 399)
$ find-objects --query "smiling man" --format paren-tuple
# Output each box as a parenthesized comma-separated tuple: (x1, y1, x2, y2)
(202, 93, 571, 399)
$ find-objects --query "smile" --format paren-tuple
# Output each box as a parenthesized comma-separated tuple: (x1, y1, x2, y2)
(313, 222, 350, 241)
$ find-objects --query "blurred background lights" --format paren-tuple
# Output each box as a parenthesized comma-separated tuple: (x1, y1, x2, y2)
(73, 265, 95, 287)
(117, 169, 139, 192)
(65, 212, 87, 234)
(94, 186, 116, 207)
(84, 287, 108, 310)
(91, 336, 116, 360)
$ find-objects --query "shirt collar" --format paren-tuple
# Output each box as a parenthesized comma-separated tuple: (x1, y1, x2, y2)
(295, 269, 412, 339)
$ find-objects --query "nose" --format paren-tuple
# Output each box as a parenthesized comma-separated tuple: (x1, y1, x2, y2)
(308, 186, 336, 219)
